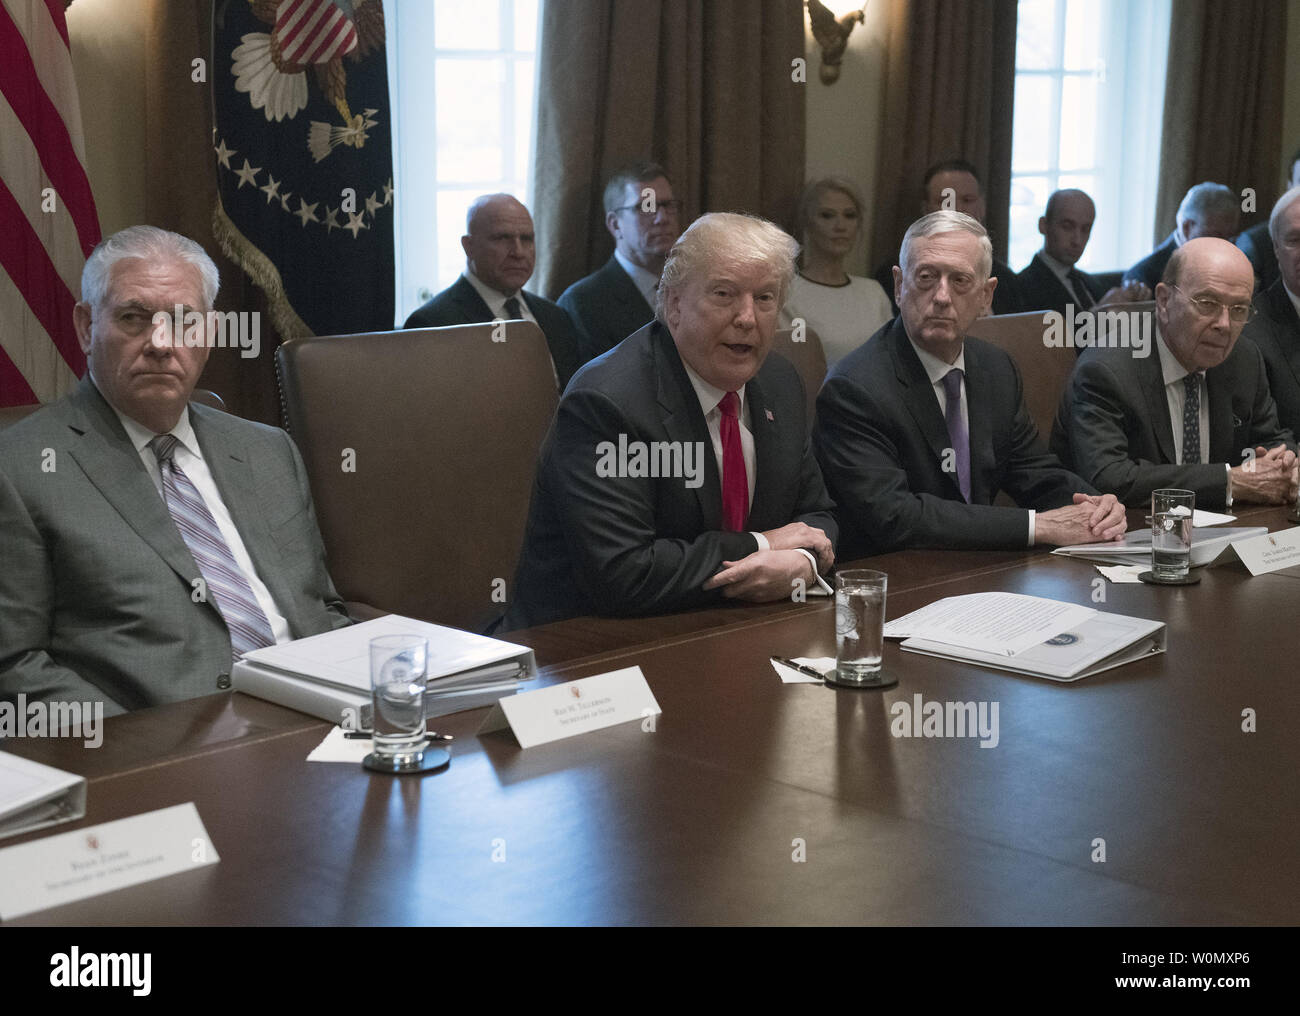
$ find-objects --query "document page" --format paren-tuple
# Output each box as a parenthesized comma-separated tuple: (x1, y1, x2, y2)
(883, 593, 1095, 656)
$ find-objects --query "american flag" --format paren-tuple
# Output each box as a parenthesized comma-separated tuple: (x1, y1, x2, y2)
(275, 0, 359, 67)
(0, 0, 100, 407)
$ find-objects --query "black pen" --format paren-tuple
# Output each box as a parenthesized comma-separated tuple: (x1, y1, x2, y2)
(770, 656, 827, 680)
(343, 730, 454, 742)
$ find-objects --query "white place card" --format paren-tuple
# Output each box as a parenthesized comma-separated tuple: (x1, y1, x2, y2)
(1230, 527, 1300, 576)
(0, 802, 219, 921)
(477, 666, 661, 749)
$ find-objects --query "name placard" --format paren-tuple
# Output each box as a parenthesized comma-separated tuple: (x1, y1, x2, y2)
(0, 802, 219, 921)
(478, 666, 661, 749)
(1230, 528, 1300, 576)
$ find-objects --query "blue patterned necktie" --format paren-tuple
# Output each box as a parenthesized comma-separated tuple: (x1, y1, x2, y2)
(1182, 373, 1202, 465)
(503, 296, 523, 319)
(941, 368, 971, 502)
(149, 434, 275, 660)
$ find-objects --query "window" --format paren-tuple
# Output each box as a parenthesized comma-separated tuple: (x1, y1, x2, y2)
(385, 0, 541, 324)
(1009, 0, 1171, 273)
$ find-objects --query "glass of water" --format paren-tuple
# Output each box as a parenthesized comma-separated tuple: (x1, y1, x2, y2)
(370, 635, 428, 764)
(1151, 488, 1195, 581)
(834, 569, 888, 685)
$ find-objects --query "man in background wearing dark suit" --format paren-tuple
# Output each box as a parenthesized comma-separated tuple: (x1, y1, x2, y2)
(873, 159, 1021, 316)
(1242, 186, 1300, 437)
(1017, 189, 1149, 314)
(558, 161, 682, 366)
(1054, 238, 1296, 509)
(1236, 147, 1299, 291)
(817, 210, 1125, 558)
(502, 213, 837, 630)
(1124, 182, 1240, 290)
(404, 193, 581, 388)
(0, 227, 350, 716)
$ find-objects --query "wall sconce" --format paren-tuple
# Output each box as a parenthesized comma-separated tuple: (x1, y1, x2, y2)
(807, 1, 868, 85)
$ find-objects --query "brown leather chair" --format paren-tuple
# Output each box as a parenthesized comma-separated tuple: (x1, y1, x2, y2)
(770, 325, 826, 433)
(276, 322, 559, 632)
(0, 403, 43, 431)
(967, 303, 1156, 445)
(966, 309, 1079, 445)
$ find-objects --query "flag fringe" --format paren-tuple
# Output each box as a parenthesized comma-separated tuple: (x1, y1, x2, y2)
(212, 195, 315, 340)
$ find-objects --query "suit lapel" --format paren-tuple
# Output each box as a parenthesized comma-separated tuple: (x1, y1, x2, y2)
(653, 325, 720, 527)
(64, 379, 206, 591)
(890, 323, 965, 500)
(608, 256, 653, 315)
(1141, 350, 1177, 463)
(453, 275, 495, 320)
(962, 344, 995, 504)
(745, 371, 780, 524)
(1267, 282, 1300, 392)
(1205, 365, 1234, 464)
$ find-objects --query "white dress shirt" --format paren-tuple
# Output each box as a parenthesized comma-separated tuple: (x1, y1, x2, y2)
(110, 402, 292, 645)
(463, 271, 539, 325)
(908, 337, 1036, 545)
(613, 249, 661, 310)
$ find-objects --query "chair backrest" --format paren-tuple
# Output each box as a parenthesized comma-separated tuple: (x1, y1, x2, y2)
(769, 326, 826, 432)
(276, 322, 559, 632)
(967, 309, 1079, 444)
(0, 403, 43, 432)
(967, 302, 1157, 446)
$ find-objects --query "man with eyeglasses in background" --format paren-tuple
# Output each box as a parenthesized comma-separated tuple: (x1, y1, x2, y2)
(559, 161, 682, 366)
(1052, 237, 1298, 509)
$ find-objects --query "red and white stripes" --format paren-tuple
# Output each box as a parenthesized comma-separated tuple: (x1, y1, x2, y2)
(0, 0, 100, 406)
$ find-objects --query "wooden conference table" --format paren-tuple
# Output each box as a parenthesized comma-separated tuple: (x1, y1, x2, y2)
(6, 506, 1298, 925)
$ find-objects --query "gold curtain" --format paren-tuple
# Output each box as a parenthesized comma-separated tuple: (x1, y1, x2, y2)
(531, 0, 806, 300)
(1154, 0, 1287, 243)
(869, 0, 1017, 268)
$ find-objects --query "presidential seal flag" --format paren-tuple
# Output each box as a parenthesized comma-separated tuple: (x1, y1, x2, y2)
(212, 0, 394, 338)
(0, 0, 101, 407)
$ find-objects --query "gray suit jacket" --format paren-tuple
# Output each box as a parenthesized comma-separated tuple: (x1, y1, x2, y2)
(1050, 336, 1296, 508)
(0, 377, 351, 715)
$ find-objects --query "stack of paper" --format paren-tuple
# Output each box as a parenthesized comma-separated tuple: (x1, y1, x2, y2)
(1051, 526, 1268, 568)
(884, 593, 1165, 682)
(0, 752, 86, 841)
(231, 615, 536, 727)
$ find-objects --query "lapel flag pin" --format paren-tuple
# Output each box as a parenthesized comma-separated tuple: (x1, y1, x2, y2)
(765, 409, 775, 422)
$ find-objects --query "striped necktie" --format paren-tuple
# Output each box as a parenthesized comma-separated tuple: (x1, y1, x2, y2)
(149, 434, 276, 660)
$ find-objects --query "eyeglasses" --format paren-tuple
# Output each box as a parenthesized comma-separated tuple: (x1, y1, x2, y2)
(611, 199, 682, 218)
(1169, 285, 1254, 324)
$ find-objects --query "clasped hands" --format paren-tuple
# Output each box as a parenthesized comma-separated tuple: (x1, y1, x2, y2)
(703, 522, 833, 601)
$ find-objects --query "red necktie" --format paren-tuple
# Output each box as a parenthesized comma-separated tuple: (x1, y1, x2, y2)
(719, 391, 748, 531)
